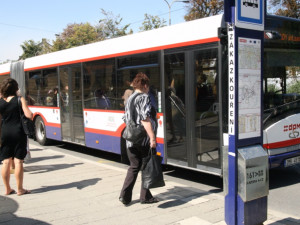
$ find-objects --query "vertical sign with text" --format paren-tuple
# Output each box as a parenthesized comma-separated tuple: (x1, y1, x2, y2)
(228, 24, 236, 137)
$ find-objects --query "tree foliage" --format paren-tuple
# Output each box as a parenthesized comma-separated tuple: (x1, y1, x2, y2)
(96, 9, 132, 40)
(139, 14, 166, 31)
(52, 22, 98, 51)
(19, 40, 43, 60)
(40, 38, 52, 55)
(268, 0, 300, 19)
(287, 80, 300, 93)
(184, 0, 224, 20)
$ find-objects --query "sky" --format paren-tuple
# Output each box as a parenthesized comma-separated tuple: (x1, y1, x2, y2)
(0, 0, 188, 62)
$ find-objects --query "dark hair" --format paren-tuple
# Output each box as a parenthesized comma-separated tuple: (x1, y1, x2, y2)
(0, 78, 19, 98)
(132, 72, 150, 90)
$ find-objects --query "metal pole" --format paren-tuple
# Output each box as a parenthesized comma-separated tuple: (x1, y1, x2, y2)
(163, 0, 171, 25)
(163, 0, 189, 26)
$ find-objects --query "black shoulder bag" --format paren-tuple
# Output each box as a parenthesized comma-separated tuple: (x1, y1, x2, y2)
(18, 97, 36, 139)
(122, 94, 147, 145)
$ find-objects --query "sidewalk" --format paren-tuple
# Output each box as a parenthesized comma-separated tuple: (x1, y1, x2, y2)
(0, 143, 299, 225)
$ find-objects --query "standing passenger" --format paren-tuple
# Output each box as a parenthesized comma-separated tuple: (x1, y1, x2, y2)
(0, 78, 32, 195)
(119, 72, 158, 205)
(122, 80, 133, 106)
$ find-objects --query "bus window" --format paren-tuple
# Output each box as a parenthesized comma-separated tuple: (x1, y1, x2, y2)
(117, 52, 160, 111)
(263, 50, 300, 127)
(194, 49, 220, 168)
(83, 59, 115, 110)
(0, 74, 9, 84)
(27, 68, 58, 106)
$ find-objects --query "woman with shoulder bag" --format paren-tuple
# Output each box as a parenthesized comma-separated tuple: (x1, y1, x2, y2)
(119, 72, 158, 205)
(0, 78, 32, 196)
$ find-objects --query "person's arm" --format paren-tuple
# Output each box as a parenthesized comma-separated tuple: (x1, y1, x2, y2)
(141, 117, 156, 149)
(21, 97, 33, 120)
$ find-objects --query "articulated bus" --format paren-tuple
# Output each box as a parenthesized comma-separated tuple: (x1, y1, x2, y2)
(0, 14, 299, 176)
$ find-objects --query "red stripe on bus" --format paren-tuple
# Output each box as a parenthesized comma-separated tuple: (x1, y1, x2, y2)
(85, 127, 123, 137)
(0, 73, 9, 76)
(33, 112, 61, 128)
(263, 137, 300, 149)
(30, 106, 60, 110)
(84, 109, 124, 113)
(24, 37, 219, 71)
(84, 109, 163, 117)
(156, 137, 164, 144)
(85, 125, 164, 144)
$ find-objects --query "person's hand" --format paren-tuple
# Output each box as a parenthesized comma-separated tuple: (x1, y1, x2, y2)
(150, 138, 156, 149)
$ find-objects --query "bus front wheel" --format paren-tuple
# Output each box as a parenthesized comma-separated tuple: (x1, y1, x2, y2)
(35, 116, 49, 145)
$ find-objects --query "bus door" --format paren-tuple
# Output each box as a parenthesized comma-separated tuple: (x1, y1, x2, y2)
(164, 48, 221, 173)
(59, 64, 85, 144)
(193, 48, 220, 173)
(164, 53, 188, 166)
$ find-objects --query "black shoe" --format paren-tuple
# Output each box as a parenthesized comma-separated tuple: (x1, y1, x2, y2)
(140, 197, 159, 204)
(119, 197, 130, 206)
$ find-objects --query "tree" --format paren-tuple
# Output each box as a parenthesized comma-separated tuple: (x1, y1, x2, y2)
(287, 80, 300, 93)
(268, 0, 300, 19)
(40, 38, 52, 55)
(184, 0, 224, 21)
(96, 9, 132, 40)
(52, 22, 98, 51)
(19, 40, 42, 60)
(139, 14, 167, 31)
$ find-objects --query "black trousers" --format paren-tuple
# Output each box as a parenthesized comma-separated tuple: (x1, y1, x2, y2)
(119, 145, 153, 202)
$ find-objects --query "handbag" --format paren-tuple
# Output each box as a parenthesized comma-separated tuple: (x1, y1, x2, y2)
(122, 94, 147, 145)
(18, 97, 36, 139)
(141, 148, 165, 189)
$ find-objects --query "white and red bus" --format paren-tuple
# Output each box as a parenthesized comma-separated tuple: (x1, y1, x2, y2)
(0, 14, 299, 175)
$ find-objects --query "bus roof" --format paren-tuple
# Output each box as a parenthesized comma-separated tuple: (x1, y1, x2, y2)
(0, 62, 11, 75)
(24, 14, 224, 71)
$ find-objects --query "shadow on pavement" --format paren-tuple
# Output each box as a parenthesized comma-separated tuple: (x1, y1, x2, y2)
(157, 186, 211, 209)
(25, 155, 65, 164)
(163, 165, 223, 191)
(28, 147, 44, 152)
(32, 178, 101, 193)
(0, 196, 50, 224)
(24, 163, 83, 174)
(269, 218, 300, 225)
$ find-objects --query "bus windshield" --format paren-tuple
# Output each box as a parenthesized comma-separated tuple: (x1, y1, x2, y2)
(263, 49, 300, 127)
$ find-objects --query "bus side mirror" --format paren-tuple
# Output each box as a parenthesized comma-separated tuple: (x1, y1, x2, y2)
(218, 27, 228, 45)
(264, 30, 281, 40)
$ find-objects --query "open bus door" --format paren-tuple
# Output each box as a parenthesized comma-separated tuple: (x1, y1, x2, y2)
(59, 64, 85, 144)
(164, 47, 221, 175)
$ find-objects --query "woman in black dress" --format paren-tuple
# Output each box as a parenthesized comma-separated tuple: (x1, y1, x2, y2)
(119, 72, 158, 205)
(0, 78, 33, 195)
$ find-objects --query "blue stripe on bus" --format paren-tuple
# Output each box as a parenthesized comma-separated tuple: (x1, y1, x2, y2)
(46, 126, 61, 141)
(85, 131, 165, 162)
(85, 132, 121, 154)
(269, 149, 300, 168)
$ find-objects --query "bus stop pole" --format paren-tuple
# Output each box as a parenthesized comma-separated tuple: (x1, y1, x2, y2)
(224, 0, 268, 224)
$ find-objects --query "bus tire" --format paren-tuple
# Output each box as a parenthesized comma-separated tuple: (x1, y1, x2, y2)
(120, 136, 130, 165)
(35, 116, 50, 146)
